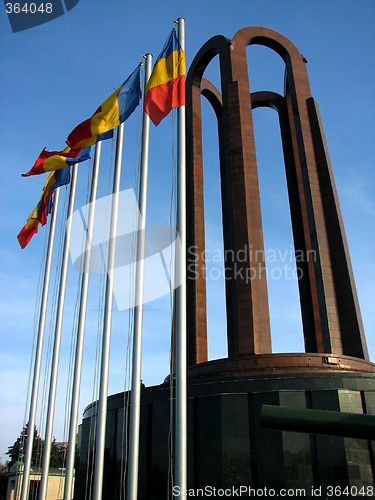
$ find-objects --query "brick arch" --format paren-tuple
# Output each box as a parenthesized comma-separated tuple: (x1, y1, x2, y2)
(231, 26, 309, 103)
(231, 26, 367, 358)
(186, 37, 232, 365)
(232, 26, 302, 57)
(186, 27, 368, 368)
(249, 90, 323, 354)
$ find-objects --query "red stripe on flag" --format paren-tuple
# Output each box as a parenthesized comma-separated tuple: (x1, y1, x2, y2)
(22, 147, 84, 177)
(67, 105, 102, 149)
(17, 223, 39, 249)
(38, 204, 48, 225)
(145, 75, 185, 126)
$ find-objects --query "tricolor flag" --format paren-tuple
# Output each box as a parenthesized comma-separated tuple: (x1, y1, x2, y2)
(18, 168, 70, 248)
(22, 146, 91, 177)
(17, 205, 42, 250)
(67, 64, 142, 150)
(144, 29, 186, 126)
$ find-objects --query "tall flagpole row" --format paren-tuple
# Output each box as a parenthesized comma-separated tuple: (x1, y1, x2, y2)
(21, 24, 185, 500)
(20, 189, 60, 500)
(92, 124, 124, 500)
(63, 142, 102, 500)
(175, 16, 187, 495)
(127, 53, 152, 500)
(38, 164, 79, 500)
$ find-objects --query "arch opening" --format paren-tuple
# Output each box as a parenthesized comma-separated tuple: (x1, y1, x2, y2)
(252, 106, 304, 353)
(200, 57, 228, 361)
(246, 44, 286, 96)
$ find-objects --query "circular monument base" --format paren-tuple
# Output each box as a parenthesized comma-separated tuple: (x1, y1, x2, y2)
(186, 352, 375, 381)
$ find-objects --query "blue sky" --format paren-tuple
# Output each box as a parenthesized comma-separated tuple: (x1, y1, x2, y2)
(0, 0, 374, 463)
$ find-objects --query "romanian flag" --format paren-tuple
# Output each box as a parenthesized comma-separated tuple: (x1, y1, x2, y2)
(144, 29, 186, 126)
(17, 205, 42, 250)
(22, 146, 91, 177)
(18, 168, 70, 248)
(66, 64, 142, 150)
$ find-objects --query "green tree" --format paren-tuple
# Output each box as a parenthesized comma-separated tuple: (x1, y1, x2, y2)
(49, 438, 66, 468)
(6, 425, 66, 469)
(6, 424, 44, 468)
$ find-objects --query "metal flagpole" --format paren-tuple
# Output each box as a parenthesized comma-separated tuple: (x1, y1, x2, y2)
(127, 53, 152, 500)
(92, 123, 124, 500)
(38, 164, 79, 500)
(175, 17, 187, 495)
(20, 189, 60, 500)
(63, 142, 102, 500)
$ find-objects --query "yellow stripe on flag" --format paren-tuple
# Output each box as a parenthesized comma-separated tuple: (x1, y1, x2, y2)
(91, 86, 121, 137)
(146, 49, 186, 92)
